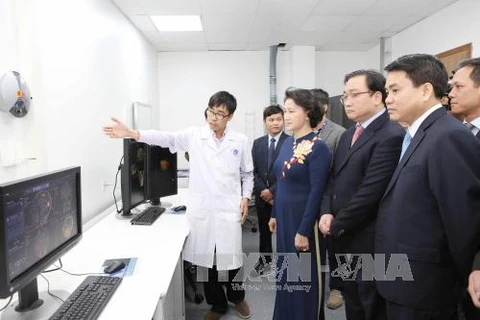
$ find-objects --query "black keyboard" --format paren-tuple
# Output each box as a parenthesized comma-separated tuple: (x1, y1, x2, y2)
(130, 206, 165, 225)
(49, 275, 122, 320)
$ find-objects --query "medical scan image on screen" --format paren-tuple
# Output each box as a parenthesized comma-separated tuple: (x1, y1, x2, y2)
(4, 175, 78, 282)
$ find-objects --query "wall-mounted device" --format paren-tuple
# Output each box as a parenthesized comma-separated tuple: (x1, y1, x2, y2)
(0, 71, 32, 118)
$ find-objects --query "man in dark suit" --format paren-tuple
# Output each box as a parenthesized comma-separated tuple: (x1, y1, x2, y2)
(251, 105, 288, 275)
(311, 88, 347, 310)
(319, 70, 404, 320)
(449, 58, 480, 318)
(375, 54, 480, 320)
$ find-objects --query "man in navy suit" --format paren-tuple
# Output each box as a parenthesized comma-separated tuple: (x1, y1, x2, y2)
(251, 105, 288, 275)
(376, 54, 480, 319)
(449, 58, 480, 318)
(319, 70, 404, 320)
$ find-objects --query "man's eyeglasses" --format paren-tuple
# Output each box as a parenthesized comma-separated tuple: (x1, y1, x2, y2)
(206, 109, 230, 120)
(340, 91, 372, 104)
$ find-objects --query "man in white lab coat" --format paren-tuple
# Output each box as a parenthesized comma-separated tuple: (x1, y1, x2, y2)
(104, 91, 254, 320)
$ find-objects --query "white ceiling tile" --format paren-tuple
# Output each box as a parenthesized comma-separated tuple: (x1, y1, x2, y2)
(138, 0, 201, 15)
(343, 15, 405, 34)
(202, 14, 254, 43)
(301, 15, 355, 32)
(312, 0, 377, 15)
(112, 0, 460, 52)
(248, 13, 303, 44)
(200, 0, 260, 14)
(258, 0, 318, 16)
(366, 0, 456, 17)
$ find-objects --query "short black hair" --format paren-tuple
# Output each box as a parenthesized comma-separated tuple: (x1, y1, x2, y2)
(208, 91, 237, 114)
(284, 88, 322, 128)
(455, 57, 480, 87)
(384, 54, 448, 99)
(310, 88, 329, 107)
(344, 69, 387, 105)
(263, 105, 284, 120)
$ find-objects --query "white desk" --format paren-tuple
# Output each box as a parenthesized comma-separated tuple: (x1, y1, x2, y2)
(0, 190, 190, 320)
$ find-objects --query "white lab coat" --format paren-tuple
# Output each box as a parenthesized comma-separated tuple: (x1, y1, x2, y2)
(138, 125, 253, 270)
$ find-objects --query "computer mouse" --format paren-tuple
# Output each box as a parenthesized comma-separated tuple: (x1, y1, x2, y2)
(173, 205, 187, 212)
(103, 260, 126, 274)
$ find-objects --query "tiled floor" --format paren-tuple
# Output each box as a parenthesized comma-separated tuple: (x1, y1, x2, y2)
(185, 211, 346, 320)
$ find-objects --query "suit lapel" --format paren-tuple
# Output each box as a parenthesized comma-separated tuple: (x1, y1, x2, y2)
(383, 130, 426, 197)
(319, 121, 332, 142)
(269, 132, 287, 170)
(335, 128, 355, 173)
(261, 135, 269, 168)
(382, 107, 445, 199)
(336, 112, 388, 174)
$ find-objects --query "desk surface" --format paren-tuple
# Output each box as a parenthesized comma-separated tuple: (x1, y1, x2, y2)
(1, 191, 190, 320)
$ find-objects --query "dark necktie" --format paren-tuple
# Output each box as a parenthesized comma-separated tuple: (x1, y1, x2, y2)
(268, 138, 276, 168)
(351, 124, 364, 146)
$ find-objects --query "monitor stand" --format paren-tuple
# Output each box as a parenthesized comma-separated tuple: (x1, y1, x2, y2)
(150, 197, 172, 208)
(2, 278, 69, 320)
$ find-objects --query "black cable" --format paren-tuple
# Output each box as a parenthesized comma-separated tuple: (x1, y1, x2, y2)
(40, 274, 64, 303)
(114, 156, 124, 214)
(0, 295, 13, 312)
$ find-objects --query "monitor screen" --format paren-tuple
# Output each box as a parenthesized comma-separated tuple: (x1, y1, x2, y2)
(0, 167, 82, 310)
(121, 139, 147, 216)
(146, 145, 178, 205)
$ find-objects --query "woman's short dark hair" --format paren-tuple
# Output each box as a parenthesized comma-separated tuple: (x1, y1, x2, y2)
(384, 54, 448, 99)
(208, 91, 237, 114)
(263, 105, 284, 120)
(284, 88, 322, 128)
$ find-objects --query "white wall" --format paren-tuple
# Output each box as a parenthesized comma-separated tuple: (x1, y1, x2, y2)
(315, 50, 380, 97)
(391, 0, 480, 59)
(157, 51, 271, 169)
(0, 0, 158, 223)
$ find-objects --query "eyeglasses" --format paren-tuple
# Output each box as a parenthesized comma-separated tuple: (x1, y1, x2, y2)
(340, 91, 372, 104)
(206, 109, 230, 120)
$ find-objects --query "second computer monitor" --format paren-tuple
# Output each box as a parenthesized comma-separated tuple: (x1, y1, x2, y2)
(121, 139, 147, 216)
(146, 145, 178, 206)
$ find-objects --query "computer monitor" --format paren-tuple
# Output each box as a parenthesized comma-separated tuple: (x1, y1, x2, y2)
(120, 139, 147, 216)
(0, 166, 82, 319)
(145, 145, 178, 206)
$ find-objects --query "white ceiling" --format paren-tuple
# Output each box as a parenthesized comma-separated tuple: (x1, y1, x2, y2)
(112, 0, 458, 52)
